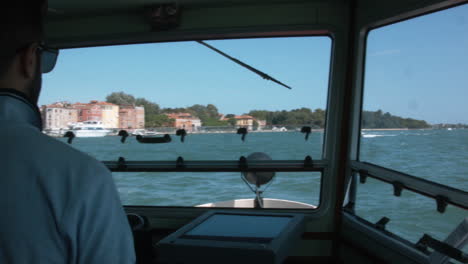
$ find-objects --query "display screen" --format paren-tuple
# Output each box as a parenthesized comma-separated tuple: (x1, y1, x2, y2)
(183, 214, 292, 242)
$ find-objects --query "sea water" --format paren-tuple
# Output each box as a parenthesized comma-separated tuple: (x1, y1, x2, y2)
(59, 129, 467, 244)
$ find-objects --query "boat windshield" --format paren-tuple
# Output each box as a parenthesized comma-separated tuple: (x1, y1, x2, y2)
(40, 36, 332, 207)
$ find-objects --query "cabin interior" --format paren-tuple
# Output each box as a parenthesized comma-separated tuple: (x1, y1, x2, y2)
(44, 0, 467, 263)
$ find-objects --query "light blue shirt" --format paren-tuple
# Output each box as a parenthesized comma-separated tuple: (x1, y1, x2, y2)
(0, 90, 136, 264)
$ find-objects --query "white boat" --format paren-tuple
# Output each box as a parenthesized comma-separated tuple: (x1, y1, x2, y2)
(131, 129, 145, 136)
(272, 126, 288, 132)
(70, 121, 111, 137)
(131, 129, 160, 136)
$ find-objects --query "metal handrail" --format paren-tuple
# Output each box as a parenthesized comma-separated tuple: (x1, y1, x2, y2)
(103, 159, 327, 173)
(350, 161, 468, 211)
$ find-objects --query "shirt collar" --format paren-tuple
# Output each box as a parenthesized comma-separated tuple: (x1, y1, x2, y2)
(0, 89, 42, 130)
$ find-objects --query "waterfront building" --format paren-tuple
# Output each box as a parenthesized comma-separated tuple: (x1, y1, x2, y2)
(119, 105, 145, 129)
(136, 106, 145, 129)
(72, 102, 102, 122)
(220, 114, 264, 130)
(166, 113, 202, 132)
(42, 100, 144, 131)
(89, 100, 120, 129)
(235, 115, 254, 130)
(41, 102, 79, 130)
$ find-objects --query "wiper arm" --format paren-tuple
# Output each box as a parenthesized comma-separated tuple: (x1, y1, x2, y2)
(197, 40, 292, 90)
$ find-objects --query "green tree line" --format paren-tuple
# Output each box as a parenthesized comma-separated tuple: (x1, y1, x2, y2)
(106, 92, 430, 128)
(362, 110, 430, 129)
(106, 92, 228, 127)
(248, 108, 429, 128)
(248, 108, 326, 128)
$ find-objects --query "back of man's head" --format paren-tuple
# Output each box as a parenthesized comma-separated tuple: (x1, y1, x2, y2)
(0, 1, 47, 77)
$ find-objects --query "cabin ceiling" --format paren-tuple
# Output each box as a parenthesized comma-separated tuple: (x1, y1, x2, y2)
(44, 0, 462, 48)
(45, 0, 345, 48)
(47, 0, 308, 14)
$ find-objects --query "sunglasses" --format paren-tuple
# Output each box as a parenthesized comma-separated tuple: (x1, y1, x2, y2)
(16, 43, 59, 74)
(37, 44, 59, 74)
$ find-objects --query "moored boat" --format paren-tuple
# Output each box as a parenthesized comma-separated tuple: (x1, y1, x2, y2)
(70, 121, 111, 137)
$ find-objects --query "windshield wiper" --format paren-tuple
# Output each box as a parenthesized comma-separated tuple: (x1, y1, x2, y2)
(197, 40, 292, 90)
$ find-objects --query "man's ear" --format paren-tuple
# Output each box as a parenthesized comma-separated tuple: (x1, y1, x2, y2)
(19, 43, 39, 79)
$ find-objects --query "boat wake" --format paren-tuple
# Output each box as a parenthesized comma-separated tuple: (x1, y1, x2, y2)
(361, 134, 395, 138)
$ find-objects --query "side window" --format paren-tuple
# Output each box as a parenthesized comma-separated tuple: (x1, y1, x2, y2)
(356, 4, 468, 244)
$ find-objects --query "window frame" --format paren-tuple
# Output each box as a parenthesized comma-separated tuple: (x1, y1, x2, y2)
(344, 1, 468, 258)
(49, 33, 336, 212)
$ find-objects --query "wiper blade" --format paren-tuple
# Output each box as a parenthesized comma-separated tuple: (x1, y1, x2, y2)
(197, 40, 292, 90)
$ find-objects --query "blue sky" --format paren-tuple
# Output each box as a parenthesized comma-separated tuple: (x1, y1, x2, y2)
(41, 4, 468, 124)
(364, 3, 468, 124)
(41, 37, 331, 116)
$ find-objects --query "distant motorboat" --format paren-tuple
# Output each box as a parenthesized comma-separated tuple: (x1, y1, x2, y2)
(131, 129, 160, 136)
(70, 121, 111, 137)
(272, 126, 288, 132)
(131, 129, 145, 136)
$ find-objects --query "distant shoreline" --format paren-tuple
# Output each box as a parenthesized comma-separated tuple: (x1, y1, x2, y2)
(43, 127, 447, 137)
(361, 128, 434, 131)
(362, 128, 408, 131)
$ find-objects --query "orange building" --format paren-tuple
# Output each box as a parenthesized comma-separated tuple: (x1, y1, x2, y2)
(166, 113, 202, 132)
(220, 115, 265, 130)
(234, 115, 254, 127)
(72, 102, 102, 122)
(119, 105, 145, 129)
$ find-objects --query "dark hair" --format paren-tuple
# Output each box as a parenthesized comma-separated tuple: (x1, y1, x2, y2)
(0, 1, 46, 77)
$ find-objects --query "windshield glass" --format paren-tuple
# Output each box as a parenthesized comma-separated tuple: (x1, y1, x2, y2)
(40, 36, 332, 207)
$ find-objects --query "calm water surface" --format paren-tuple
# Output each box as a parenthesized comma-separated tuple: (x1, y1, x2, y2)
(59, 129, 467, 243)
